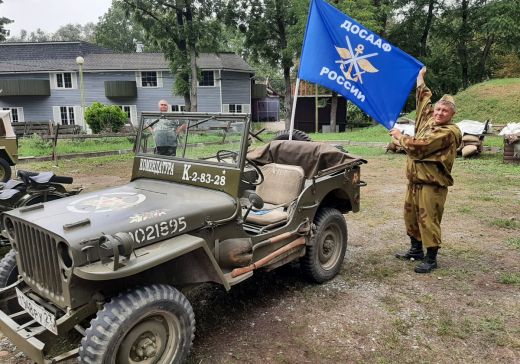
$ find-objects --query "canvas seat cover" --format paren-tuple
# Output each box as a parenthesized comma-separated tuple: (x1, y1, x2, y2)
(245, 163, 305, 225)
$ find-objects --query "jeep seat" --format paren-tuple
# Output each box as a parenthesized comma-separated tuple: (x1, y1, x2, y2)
(245, 163, 305, 225)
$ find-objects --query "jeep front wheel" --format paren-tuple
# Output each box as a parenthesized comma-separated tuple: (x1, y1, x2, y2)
(79, 284, 195, 364)
(0, 158, 11, 182)
(302, 208, 347, 283)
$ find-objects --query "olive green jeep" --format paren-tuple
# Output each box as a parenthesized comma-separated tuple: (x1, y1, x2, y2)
(0, 112, 366, 363)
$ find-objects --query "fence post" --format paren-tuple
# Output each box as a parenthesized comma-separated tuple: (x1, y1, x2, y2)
(52, 124, 60, 166)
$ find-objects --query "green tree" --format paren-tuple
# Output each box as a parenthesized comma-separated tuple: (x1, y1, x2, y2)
(0, 0, 12, 41)
(85, 102, 127, 133)
(230, 0, 302, 128)
(119, 0, 225, 111)
(94, 2, 150, 52)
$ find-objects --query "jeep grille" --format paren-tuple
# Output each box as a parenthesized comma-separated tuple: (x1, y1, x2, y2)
(12, 219, 63, 298)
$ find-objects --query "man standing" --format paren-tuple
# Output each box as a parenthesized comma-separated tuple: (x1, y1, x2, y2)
(390, 67, 462, 273)
(153, 99, 187, 156)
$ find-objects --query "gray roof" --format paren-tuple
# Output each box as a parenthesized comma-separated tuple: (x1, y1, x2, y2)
(0, 41, 254, 74)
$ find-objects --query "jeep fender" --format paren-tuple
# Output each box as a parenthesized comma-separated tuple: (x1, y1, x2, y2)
(73, 233, 230, 290)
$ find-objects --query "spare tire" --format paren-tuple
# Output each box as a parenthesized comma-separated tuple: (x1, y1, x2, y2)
(273, 129, 311, 142)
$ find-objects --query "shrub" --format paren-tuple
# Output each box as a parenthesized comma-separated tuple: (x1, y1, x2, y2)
(85, 102, 127, 134)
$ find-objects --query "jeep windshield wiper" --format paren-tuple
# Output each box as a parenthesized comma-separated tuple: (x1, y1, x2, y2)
(142, 118, 160, 131)
(187, 116, 215, 129)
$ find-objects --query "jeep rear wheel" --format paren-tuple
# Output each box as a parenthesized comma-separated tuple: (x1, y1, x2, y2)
(302, 208, 347, 283)
(0, 158, 11, 182)
(79, 284, 195, 364)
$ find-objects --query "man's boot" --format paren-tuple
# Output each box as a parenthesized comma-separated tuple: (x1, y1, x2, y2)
(414, 247, 438, 273)
(395, 237, 424, 260)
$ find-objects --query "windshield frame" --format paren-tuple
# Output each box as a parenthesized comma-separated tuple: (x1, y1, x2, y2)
(136, 111, 250, 168)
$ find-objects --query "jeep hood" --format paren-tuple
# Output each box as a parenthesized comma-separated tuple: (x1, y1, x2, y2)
(6, 179, 237, 246)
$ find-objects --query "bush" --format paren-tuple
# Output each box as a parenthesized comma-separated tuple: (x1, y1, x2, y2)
(85, 102, 127, 134)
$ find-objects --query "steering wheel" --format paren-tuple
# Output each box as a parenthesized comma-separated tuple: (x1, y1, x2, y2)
(216, 150, 264, 186)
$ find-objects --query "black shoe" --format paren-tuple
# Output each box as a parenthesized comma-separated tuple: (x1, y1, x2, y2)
(415, 247, 438, 273)
(395, 237, 424, 260)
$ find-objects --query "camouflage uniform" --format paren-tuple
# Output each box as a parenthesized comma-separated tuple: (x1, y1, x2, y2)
(398, 83, 462, 249)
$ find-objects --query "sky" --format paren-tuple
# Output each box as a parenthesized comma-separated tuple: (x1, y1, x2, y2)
(1, 0, 113, 36)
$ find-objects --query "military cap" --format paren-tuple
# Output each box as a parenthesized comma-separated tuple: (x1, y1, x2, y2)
(439, 94, 455, 107)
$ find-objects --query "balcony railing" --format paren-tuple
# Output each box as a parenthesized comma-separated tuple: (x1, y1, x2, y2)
(105, 80, 137, 98)
(0, 79, 51, 96)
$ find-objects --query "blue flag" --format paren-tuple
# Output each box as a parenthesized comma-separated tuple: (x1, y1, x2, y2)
(298, 0, 423, 129)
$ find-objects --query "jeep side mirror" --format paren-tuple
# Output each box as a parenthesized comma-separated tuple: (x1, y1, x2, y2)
(243, 191, 264, 221)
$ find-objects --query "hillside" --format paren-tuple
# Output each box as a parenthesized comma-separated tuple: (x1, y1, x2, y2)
(408, 78, 520, 124)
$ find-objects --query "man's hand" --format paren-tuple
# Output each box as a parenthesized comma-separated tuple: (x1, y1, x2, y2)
(389, 128, 402, 139)
(417, 66, 427, 87)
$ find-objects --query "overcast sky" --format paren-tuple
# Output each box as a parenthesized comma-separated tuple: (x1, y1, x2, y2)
(2, 0, 113, 36)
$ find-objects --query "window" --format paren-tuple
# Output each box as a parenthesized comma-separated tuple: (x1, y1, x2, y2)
(60, 106, 75, 125)
(171, 105, 186, 112)
(229, 104, 242, 113)
(119, 105, 131, 120)
(141, 71, 158, 87)
(55, 72, 73, 89)
(118, 105, 137, 125)
(199, 71, 215, 87)
(2, 107, 23, 123)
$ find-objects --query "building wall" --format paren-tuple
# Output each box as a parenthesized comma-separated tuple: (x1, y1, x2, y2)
(0, 69, 249, 126)
(221, 71, 251, 105)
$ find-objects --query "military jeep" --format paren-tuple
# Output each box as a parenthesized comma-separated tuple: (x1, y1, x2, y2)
(0, 112, 366, 363)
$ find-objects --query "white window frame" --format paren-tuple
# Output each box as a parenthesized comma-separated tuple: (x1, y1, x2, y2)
(2, 107, 24, 123)
(136, 71, 163, 88)
(223, 104, 250, 114)
(50, 72, 77, 89)
(118, 105, 138, 125)
(199, 70, 217, 87)
(171, 105, 186, 112)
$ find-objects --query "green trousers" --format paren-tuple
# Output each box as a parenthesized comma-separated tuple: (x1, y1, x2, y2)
(404, 183, 448, 249)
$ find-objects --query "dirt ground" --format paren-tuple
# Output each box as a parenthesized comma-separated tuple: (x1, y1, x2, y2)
(0, 151, 519, 363)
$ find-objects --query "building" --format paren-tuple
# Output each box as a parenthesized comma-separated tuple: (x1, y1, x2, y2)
(0, 41, 254, 130)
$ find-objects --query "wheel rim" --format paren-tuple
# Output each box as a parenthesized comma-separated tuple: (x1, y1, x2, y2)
(117, 311, 182, 364)
(318, 224, 342, 270)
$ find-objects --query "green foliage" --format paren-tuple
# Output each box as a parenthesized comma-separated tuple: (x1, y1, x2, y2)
(120, 0, 225, 108)
(505, 237, 520, 250)
(84, 102, 127, 134)
(9, 23, 95, 42)
(94, 3, 150, 52)
(19, 136, 134, 157)
(499, 273, 520, 285)
(489, 218, 520, 230)
(0, 0, 12, 41)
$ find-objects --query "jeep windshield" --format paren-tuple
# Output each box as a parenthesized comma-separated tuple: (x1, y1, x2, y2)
(136, 112, 249, 168)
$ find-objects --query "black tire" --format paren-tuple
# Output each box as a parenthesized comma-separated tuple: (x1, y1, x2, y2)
(0, 249, 18, 288)
(0, 158, 12, 182)
(301, 208, 347, 283)
(79, 284, 195, 364)
(273, 129, 312, 142)
(0, 249, 21, 314)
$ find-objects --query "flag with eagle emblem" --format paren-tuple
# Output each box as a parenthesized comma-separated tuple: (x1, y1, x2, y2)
(298, 0, 423, 129)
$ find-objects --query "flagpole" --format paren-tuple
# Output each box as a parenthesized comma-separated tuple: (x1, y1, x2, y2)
(288, 78, 301, 141)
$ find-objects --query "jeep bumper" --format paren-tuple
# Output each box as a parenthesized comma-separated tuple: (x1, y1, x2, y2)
(0, 283, 46, 363)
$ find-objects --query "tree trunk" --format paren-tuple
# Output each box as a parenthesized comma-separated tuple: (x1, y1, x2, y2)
(458, 0, 470, 89)
(185, 5, 198, 112)
(283, 66, 292, 130)
(175, 7, 192, 110)
(476, 35, 494, 83)
(419, 0, 435, 57)
(330, 92, 338, 133)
